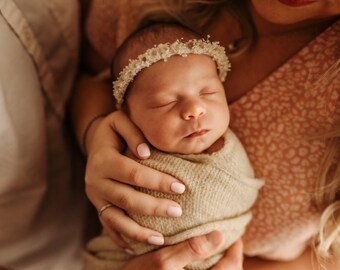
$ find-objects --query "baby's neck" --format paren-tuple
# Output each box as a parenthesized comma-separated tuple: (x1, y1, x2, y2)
(203, 136, 225, 154)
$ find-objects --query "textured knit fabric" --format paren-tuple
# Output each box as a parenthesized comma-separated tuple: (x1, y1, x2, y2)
(84, 129, 264, 270)
(85, 0, 340, 260)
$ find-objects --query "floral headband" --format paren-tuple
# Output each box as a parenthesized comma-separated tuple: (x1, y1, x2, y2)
(112, 37, 231, 105)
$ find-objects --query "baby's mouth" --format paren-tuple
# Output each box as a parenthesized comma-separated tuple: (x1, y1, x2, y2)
(185, 129, 208, 138)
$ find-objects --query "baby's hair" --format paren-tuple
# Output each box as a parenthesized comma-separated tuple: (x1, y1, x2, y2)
(111, 22, 201, 80)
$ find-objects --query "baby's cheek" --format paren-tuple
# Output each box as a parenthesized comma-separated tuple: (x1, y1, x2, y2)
(150, 131, 178, 152)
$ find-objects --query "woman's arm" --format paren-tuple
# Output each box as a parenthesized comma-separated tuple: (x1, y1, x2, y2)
(244, 247, 340, 270)
(71, 74, 114, 152)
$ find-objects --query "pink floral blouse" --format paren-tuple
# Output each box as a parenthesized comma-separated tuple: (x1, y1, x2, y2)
(230, 20, 340, 259)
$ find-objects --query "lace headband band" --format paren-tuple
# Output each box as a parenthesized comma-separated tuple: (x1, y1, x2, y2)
(112, 38, 231, 105)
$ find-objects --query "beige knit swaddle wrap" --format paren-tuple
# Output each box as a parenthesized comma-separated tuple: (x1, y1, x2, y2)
(84, 129, 264, 270)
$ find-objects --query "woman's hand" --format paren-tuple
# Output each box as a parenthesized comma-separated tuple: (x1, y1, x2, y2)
(121, 231, 243, 270)
(84, 110, 186, 249)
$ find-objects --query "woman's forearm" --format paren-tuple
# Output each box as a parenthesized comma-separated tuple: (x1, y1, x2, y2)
(70, 75, 115, 151)
(244, 247, 339, 270)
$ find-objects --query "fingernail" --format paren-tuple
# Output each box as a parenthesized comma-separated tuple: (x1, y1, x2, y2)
(170, 182, 185, 194)
(206, 231, 223, 247)
(148, 235, 164, 245)
(137, 143, 151, 158)
(167, 206, 182, 217)
(124, 248, 135, 255)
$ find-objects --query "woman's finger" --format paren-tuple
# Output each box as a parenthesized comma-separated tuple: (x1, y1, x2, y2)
(107, 154, 186, 194)
(88, 178, 182, 217)
(99, 203, 165, 245)
(89, 178, 181, 244)
(212, 238, 244, 270)
(155, 231, 225, 269)
(87, 147, 185, 195)
(106, 181, 182, 216)
(101, 219, 129, 249)
(121, 230, 225, 270)
(107, 110, 151, 159)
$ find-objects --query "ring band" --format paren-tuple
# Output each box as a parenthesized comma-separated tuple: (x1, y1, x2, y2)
(98, 203, 114, 217)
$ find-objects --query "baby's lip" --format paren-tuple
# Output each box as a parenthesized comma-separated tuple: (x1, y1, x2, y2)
(278, 0, 316, 7)
(185, 129, 208, 138)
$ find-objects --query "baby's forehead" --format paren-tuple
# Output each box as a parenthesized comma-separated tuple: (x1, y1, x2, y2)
(131, 54, 220, 94)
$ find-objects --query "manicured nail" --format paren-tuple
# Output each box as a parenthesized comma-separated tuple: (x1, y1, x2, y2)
(167, 206, 182, 217)
(137, 143, 150, 158)
(148, 235, 164, 245)
(124, 248, 135, 255)
(171, 182, 185, 194)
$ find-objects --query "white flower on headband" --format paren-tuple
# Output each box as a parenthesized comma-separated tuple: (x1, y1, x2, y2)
(112, 38, 231, 105)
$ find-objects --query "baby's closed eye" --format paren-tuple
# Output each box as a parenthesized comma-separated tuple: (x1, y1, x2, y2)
(149, 99, 177, 109)
(200, 90, 218, 96)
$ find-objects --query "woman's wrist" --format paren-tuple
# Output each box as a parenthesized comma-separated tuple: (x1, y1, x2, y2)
(81, 112, 110, 155)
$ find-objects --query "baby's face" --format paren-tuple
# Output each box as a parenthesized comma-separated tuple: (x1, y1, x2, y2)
(126, 54, 230, 154)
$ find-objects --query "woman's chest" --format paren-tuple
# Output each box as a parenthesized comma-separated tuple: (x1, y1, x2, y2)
(220, 33, 322, 103)
(227, 26, 339, 255)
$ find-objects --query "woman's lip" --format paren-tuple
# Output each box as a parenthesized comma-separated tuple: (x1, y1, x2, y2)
(185, 130, 208, 138)
(277, 0, 316, 7)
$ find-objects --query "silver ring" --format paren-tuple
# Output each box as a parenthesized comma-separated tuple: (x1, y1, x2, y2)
(98, 203, 114, 217)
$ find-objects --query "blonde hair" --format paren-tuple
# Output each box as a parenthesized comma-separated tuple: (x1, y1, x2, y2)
(137, 0, 340, 262)
(313, 122, 340, 263)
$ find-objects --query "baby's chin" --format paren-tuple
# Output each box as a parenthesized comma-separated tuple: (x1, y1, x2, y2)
(171, 136, 224, 155)
(156, 142, 215, 155)
(150, 132, 225, 154)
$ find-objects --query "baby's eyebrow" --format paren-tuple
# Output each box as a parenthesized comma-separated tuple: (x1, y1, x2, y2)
(147, 84, 177, 95)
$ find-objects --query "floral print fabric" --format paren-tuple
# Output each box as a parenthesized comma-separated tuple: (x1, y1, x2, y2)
(230, 20, 340, 259)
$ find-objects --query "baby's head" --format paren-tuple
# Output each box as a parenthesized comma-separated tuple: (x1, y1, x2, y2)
(112, 23, 231, 154)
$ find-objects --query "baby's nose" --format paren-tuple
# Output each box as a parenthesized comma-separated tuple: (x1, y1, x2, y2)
(181, 99, 206, 120)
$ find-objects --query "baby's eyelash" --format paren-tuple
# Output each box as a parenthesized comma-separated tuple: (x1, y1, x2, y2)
(200, 91, 217, 96)
(150, 100, 177, 108)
